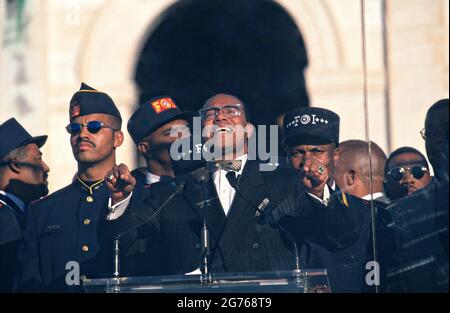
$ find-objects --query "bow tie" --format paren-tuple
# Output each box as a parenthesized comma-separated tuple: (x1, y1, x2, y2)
(206, 160, 242, 172)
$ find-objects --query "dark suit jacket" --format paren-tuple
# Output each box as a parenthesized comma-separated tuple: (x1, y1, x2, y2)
(0, 193, 24, 292)
(386, 178, 449, 292)
(301, 194, 396, 292)
(103, 160, 361, 277)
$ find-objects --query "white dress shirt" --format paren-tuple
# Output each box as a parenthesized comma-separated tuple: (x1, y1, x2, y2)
(362, 192, 385, 201)
(212, 154, 248, 216)
(145, 172, 161, 186)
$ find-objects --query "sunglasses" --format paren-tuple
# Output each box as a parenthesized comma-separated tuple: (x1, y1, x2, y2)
(66, 121, 118, 135)
(386, 165, 429, 181)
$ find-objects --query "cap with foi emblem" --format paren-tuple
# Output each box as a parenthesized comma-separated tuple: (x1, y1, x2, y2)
(69, 83, 122, 122)
(127, 96, 195, 145)
(283, 107, 340, 147)
(0, 118, 47, 159)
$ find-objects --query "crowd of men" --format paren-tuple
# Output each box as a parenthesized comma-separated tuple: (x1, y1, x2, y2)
(0, 82, 448, 293)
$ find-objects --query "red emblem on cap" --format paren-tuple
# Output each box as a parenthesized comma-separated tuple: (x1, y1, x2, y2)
(70, 103, 81, 119)
(151, 98, 177, 114)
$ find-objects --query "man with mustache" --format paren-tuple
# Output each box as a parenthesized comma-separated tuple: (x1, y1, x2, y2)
(0, 118, 49, 292)
(384, 147, 432, 203)
(103, 93, 360, 279)
(283, 107, 394, 292)
(18, 83, 125, 291)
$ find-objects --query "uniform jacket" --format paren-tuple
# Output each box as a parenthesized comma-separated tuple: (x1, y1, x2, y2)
(0, 192, 25, 292)
(18, 179, 113, 291)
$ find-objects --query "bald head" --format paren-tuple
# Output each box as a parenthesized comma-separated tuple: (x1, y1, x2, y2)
(334, 140, 387, 198)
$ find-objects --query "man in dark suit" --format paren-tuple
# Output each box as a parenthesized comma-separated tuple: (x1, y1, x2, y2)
(17, 83, 125, 291)
(386, 99, 449, 292)
(0, 118, 49, 292)
(103, 94, 360, 278)
(282, 107, 392, 292)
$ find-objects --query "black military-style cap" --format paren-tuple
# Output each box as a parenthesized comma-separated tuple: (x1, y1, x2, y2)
(283, 107, 340, 146)
(0, 118, 48, 159)
(69, 83, 122, 122)
(127, 96, 195, 145)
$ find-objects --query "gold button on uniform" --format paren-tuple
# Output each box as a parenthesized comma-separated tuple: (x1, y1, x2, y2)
(83, 219, 91, 225)
(82, 245, 89, 252)
(86, 196, 94, 203)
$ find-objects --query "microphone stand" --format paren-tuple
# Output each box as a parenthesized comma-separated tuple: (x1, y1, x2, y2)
(195, 168, 212, 285)
(225, 171, 305, 290)
(111, 235, 121, 293)
(109, 181, 186, 284)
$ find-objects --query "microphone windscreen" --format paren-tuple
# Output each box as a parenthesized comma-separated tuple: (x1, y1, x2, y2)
(172, 136, 206, 176)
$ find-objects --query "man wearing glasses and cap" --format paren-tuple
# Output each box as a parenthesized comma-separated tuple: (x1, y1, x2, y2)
(18, 83, 127, 291)
(0, 118, 49, 292)
(102, 93, 361, 278)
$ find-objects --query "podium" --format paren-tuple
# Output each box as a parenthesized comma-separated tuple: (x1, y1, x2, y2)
(82, 269, 330, 293)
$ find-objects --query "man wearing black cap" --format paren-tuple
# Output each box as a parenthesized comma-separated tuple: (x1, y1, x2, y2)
(127, 96, 193, 186)
(283, 107, 387, 292)
(0, 118, 49, 292)
(18, 83, 126, 291)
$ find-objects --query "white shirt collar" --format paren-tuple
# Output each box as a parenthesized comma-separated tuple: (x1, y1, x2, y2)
(144, 171, 161, 185)
(330, 181, 336, 191)
(0, 190, 26, 212)
(362, 192, 385, 201)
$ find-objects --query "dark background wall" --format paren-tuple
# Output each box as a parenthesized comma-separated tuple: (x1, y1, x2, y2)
(134, 0, 309, 129)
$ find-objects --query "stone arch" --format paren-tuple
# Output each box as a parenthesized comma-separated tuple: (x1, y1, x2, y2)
(78, 0, 346, 165)
(79, 0, 345, 103)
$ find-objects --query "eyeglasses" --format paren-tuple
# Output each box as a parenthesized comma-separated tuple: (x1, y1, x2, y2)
(65, 121, 118, 135)
(420, 128, 426, 140)
(386, 165, 429, 181)
(198, 104, 244, 121)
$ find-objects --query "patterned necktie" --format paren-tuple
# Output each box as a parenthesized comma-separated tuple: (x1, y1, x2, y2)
(206, 160, 242, 172)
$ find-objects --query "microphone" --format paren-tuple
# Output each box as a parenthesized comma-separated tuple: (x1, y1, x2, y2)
(191, 167, 218, 209)
(224, 172, 302, 275)
(116, 180, 186, 238)
(191, 166, 212, 281)
(112, 180, 186, 277)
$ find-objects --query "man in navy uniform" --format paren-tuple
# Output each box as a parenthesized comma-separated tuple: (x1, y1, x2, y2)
(18, 83, 125, 291)
(0, 118, 49, 292)
(283, 107, 391, 292)
(127, 96, 193, 186)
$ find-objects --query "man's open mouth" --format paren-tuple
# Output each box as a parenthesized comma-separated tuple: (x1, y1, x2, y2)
(214, 127, 233, 134)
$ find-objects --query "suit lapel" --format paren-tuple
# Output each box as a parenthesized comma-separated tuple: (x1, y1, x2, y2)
(217, 160, 265, 260)
(181, 177, 227, 242)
